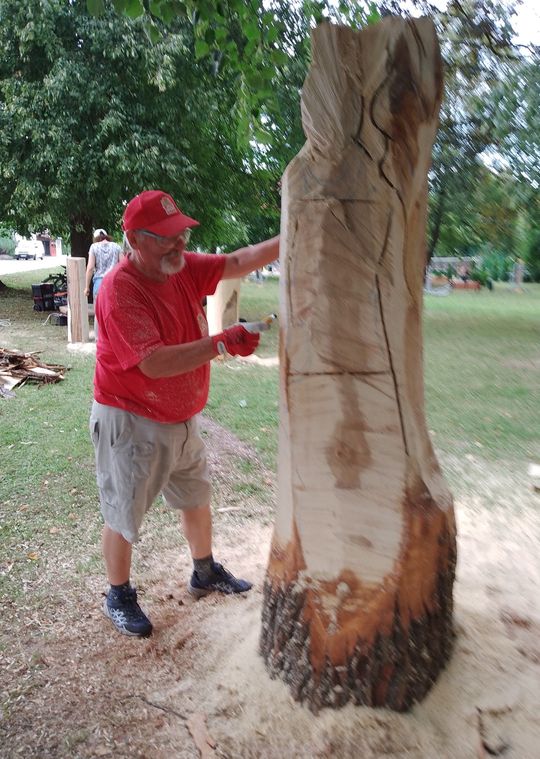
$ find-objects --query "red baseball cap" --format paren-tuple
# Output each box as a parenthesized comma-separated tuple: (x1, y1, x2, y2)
(122, 190, 200, 236)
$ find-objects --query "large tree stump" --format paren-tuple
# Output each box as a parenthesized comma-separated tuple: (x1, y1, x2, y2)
(260, 17, 456, 712)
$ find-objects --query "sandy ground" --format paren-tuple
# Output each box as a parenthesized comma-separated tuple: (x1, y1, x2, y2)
(1, 420, 539, 759)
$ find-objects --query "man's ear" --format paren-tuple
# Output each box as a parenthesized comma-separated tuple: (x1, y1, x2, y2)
(126, 230, 139, 249)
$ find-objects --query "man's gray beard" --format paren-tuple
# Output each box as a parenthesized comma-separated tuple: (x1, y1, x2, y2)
(160, 253, 185, 275)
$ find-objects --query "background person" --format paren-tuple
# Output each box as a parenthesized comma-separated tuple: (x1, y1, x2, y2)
(84, 229, 123, 338)
(90, 189, 280, 638)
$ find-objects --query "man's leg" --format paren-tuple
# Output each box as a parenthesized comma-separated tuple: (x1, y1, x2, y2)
(181, 503, 212, 559)
(102, 523, 132, 584)
(101, 524, 153, 638)
(163, 417, 252, 598)
(91, 402, 162, 638)
(181, 505, 252, 598)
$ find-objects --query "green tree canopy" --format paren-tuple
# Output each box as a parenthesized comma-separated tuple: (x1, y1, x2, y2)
(0, 0, 282, 256)
(1, 0, 538, 267)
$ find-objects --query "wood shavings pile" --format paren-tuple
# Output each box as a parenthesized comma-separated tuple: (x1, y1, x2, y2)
(0, 347, 67, 397)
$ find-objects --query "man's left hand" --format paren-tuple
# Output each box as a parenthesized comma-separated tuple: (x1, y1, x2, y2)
(211, 325, 260, 357)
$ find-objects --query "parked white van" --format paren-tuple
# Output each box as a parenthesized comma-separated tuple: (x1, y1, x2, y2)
(15, 239, 45, 260)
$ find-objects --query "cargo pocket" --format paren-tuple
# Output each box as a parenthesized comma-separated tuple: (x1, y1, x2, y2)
(96, 437, 131, 507)
(132, 441, 155, 482)
(90, 418, 99, 446)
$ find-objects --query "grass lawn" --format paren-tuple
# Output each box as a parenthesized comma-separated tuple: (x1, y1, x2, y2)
(1, 270, 539, 595)
(209, 278, 540, 473)
(424, 288, 540, 464)
(1, 267, 539, 758)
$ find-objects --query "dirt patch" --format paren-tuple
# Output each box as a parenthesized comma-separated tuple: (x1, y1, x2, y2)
(1, 424, 540, 758)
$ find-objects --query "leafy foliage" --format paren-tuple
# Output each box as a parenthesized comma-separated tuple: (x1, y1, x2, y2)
(104, 1, 377, 126)
(374, 1, 538, 267)
(423, 1, 520, 255)
(478, 248, 512, 282)
(1, 0, 538, 267)
(491, 57, 540, 191)
(0, 1, 282, 255)
(106, 0, 539, 266)
(0, 235, 16, 256)
(525, 229, 540, 282)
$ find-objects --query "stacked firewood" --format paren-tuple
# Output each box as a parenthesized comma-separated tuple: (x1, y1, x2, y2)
(0, 348, 67, 397)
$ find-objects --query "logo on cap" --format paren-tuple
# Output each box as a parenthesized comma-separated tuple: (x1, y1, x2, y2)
(161, 196, 177, 216)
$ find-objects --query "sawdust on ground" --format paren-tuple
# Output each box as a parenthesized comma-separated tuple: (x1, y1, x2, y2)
(1, 420, 539, 759)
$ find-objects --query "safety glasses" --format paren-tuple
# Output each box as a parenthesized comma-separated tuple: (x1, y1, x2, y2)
(139, 228, 191, 248)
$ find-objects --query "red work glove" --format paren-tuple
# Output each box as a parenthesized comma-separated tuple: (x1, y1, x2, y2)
(211, 324, 260, 357)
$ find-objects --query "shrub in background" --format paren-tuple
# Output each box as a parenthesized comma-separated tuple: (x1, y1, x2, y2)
(525, 230, 540, 282)
(0, 235, 15, 256)
(479, 248, 513, 281)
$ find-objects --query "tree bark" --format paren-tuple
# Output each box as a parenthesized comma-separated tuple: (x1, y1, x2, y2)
(427, 181, 447, 260)
(260, 18, 456, 713)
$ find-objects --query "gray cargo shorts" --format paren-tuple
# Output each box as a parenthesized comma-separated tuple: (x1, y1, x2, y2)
(89, 401, 211, 543)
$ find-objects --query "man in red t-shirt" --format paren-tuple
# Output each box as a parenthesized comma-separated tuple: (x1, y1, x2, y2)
(90, 189, 279, 637)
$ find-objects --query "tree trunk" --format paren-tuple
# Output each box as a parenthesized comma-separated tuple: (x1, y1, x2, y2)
(427, 181, 447, 261)
(69, 216, 93, 262)
(259, 18, 456, 713)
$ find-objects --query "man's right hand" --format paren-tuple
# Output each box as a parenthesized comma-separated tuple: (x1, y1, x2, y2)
(212, 325, 260, 357)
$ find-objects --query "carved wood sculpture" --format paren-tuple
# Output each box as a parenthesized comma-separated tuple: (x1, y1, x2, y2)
(67, 257, 89, 343)
(206, 278, 242, 335)
(260, 17, 456, 712)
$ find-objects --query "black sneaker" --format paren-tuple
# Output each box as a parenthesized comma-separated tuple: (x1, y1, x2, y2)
(188, 563, 252, 599)
(103, 585, 153, 637)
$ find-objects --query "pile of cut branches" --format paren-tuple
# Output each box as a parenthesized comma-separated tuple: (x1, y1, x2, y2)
(0, 348, 67, 398)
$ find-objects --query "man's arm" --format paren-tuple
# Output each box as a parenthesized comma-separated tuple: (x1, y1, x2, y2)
(138, 338, 217, 379)
(138, 324, 260, 378)
(222, 235, 279, 279)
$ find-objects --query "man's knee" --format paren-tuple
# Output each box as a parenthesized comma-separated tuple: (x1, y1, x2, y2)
(103, 521, 138, 546)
